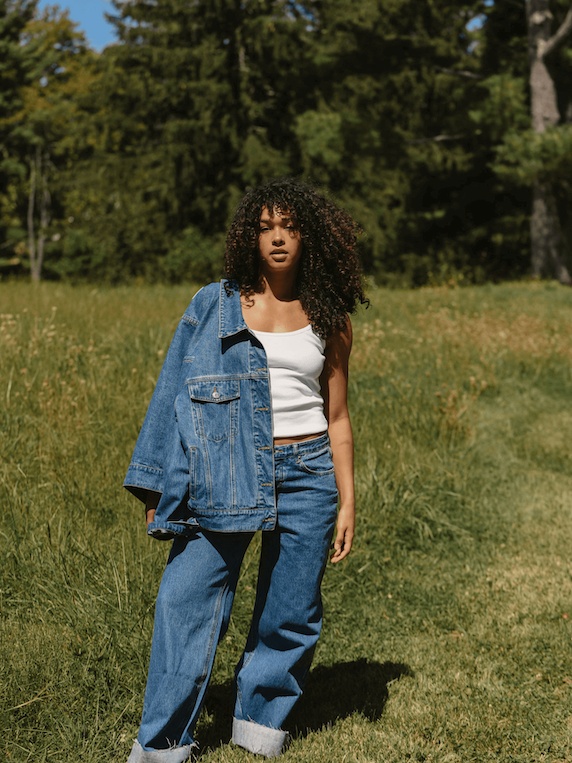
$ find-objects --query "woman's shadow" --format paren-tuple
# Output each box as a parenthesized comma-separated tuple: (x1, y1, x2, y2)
(198, 659, 413, 754)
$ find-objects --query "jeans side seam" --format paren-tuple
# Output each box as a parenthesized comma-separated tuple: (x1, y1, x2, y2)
(197, 579, 227, 694)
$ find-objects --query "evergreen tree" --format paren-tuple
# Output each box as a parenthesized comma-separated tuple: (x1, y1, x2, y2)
(0, 0, 37, 268)
(5, 0, 563, 285)
(66, 0, 310, 280)
(288, 0, 490, 284)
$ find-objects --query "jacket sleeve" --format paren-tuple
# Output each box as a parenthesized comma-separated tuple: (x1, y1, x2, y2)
(123, 297, 203, 503)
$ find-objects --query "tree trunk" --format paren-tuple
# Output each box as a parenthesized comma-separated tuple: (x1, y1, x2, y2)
(35, 154, 51, 282)
(27, 146, 51, 282)
(531, 182, 570, 282)
(27, 150, 37, 280)
(526, 0, 572, 283)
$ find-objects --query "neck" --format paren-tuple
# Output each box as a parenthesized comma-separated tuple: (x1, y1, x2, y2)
(258, 273, 298, 302)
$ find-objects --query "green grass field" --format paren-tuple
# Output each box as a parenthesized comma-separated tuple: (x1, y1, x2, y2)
(1, 281, 571, 762)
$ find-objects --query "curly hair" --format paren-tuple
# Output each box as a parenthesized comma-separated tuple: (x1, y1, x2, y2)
(224, 177, 368, 339)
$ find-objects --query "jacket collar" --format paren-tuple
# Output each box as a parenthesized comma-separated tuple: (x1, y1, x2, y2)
(219, 280, 249, 338)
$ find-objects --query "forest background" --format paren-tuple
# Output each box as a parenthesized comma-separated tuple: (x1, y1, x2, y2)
(1, 0, 572, 287)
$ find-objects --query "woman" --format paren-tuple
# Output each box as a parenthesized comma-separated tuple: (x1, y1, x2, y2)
(124, 178, 367, 762)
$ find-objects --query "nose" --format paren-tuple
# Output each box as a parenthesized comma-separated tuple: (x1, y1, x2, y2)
(272, 227, 285, 246)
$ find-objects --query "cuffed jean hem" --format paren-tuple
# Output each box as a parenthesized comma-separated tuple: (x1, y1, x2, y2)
(127, 739, 198, 763)
(232, 718, 289, 758)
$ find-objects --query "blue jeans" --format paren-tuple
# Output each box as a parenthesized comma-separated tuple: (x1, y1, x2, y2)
(127, 433, 338, 762)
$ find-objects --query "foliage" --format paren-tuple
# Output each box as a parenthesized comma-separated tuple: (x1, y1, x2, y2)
(0, 0, 38, 265)
(1, 0, 572, 282)
(494, 125, 572, 186)
(0, 3, 96, 279)
(163, 226, 226, 283)
(1, 282, 572, 761)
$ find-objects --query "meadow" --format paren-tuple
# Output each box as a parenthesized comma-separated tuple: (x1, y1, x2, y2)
(1, 280, 571, 763)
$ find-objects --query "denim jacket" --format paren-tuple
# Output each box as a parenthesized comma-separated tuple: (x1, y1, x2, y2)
(123, 280, 277, 538)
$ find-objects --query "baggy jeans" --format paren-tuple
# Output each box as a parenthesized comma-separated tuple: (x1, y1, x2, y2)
(127, 433, 339, 762)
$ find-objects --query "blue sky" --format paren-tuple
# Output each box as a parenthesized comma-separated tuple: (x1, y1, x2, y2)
(38, 0, 117, 50)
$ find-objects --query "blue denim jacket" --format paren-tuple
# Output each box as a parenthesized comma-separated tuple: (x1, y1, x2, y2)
(124, 280, 277, 538)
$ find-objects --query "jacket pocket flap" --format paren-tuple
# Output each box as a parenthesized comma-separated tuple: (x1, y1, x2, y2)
(188, 380, 240, 403)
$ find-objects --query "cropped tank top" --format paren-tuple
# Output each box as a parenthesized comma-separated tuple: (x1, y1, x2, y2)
(250, 325, 329, 438)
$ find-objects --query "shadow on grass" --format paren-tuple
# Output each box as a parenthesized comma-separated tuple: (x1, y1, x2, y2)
(198, 659, 413, 754)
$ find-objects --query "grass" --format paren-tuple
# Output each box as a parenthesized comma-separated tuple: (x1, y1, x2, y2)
(1, 279, 571, 762)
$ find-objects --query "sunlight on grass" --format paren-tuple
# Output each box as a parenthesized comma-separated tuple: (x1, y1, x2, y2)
(1, 280, 571, 762)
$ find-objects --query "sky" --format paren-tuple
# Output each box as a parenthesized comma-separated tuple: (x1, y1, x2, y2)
(37, 0, 117, 51)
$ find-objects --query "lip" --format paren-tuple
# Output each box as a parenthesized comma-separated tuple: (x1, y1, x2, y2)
(270, 250, 288, 255)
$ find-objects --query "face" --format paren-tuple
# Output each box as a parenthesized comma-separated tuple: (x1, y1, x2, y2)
(258, 206, 302, 278)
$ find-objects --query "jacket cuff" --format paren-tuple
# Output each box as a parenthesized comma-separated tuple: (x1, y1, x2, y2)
(123, 462, 164, 503)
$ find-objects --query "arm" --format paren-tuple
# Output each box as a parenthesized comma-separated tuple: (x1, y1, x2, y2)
(145, 490, 161, 528)
(123, 317, 191, 503)
(123, 285, 210, 504)
(321, 317, 355, 563)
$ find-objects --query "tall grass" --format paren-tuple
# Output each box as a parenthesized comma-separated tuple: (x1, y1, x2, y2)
(1, 281, 571, 762)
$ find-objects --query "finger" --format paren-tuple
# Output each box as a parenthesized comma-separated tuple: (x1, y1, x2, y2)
(331, 546, 348, 563)
(330, 529, 353, 562)
(330, 535, 349, 563)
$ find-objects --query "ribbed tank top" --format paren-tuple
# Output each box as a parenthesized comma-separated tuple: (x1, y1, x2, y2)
(250, 325, 328, 438)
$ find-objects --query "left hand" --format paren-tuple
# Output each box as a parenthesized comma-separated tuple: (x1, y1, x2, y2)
(330, 504, 355, 563)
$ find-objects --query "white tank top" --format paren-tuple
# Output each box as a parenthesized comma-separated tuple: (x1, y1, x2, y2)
(250, 325, 329, 438)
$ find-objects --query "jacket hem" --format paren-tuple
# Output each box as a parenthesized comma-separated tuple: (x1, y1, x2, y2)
(188, 510, 276, 533)
(148, 512, 276, 537)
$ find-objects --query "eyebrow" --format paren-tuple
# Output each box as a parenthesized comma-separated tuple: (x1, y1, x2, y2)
(259, 215, 295, 225)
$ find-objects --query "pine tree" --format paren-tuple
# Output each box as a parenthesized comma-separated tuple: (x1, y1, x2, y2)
(65, 0, 311, 280)
(288, 0, 488, 284)
(0, 0, 37, 268)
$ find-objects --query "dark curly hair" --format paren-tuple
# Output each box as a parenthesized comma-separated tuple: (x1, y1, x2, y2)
(224, 177, 368, 339)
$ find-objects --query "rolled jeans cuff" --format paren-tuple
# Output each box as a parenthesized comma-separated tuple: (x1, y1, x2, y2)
(232, 717, 288, 757)
(127, 739, 197, 763)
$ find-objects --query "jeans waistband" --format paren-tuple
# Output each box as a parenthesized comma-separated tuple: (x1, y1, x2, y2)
(273, 431, 329, 458)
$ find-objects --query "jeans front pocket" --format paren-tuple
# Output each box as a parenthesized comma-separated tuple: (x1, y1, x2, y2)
(297, 445, 335, 476)
(189, 380, 240, 441)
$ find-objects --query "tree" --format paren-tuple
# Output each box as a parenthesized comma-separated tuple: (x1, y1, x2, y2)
(0, 3, 95, 280)
(0, 0, 37, 269)
(62, 0, 311, 280)
(284, 0, 493, 284)
(526, 0, 572, 282)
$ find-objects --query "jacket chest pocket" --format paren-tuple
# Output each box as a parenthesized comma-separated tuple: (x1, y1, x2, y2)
(188, 380, 240, 441)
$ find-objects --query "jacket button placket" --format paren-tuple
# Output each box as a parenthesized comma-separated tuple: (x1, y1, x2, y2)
(249, 340, 276, 528)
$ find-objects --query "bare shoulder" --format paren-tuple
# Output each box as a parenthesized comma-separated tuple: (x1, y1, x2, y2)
(325, 316, 353, 356)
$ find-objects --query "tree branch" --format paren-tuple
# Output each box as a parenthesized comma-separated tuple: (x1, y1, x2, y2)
(406, 134, 464, 145)
(542, 4, 572, 58)
(434, 66, 483, 80)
